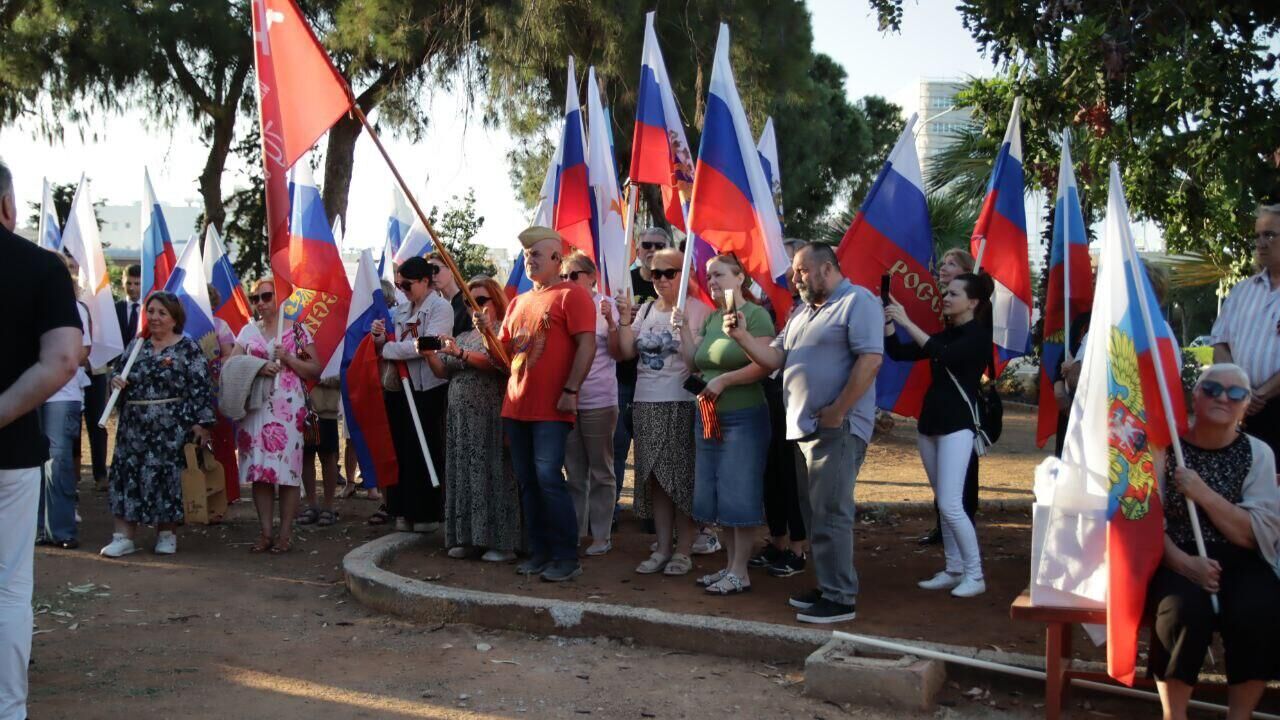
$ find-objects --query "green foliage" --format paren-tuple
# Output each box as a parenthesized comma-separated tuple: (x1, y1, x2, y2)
(873, 0, 1280, 286)
(222, 131, 269, 283)
(845, 96, 907, 212)
(481, 0, 881, 239)
(425, 189, 496, 280)
(24, 182, 76, 230)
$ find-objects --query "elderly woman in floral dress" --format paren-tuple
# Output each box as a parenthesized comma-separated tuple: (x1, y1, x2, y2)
(231, 280, 321, 553)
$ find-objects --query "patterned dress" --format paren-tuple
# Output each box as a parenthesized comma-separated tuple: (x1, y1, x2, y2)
(441, 331, 521, 552)
(234, 322, 312, 487)
(108, 336, 216, 524)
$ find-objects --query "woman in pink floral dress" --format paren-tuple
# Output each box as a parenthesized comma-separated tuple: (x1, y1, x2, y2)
(231, 280, 321, 553)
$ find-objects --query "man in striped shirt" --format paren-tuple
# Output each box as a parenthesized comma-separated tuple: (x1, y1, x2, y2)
(1211, 204, 1280, 458)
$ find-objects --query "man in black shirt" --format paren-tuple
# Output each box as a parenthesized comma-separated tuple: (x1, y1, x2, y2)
(428, 253, 474, 337)
(0, 160, 83, 718)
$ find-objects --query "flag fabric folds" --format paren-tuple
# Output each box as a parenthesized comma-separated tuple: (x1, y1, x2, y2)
(331, 215, 344, 252)
(971, 97, 1032, 370)
(553, 58, 595, 262)
(629, 11, 695, 232)
(756, 117, 784, 225)
(282, 164, 353, 374)
(687, 25, 792, 328)
(38, 178, 62, 251)
(391, 211, 435, 264)
(140, 168, 178, 297)
(1036, 132, 1096, 447)
(250, 0, 353, 305)
(161, 238, 218, 359)
(61, 176, 124, 368)
(340, 250, 399, 489)
(504, 253, 534, 299)
(586, 66, 629, 296)
(836, 115, 939, 418)
(203, 224, 252, 335)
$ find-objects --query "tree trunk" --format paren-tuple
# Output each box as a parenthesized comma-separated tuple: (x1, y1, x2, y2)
(322, 113, 364, 227)
(198, 109, 237, 235)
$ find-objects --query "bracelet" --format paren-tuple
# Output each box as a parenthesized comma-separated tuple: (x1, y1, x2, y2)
(562, 387, 578, 395)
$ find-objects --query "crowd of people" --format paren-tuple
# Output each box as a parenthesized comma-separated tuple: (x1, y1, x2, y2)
(1, 157, 1279, 718)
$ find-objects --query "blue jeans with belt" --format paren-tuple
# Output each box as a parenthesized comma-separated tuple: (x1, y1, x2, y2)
(39, 400, 81, 542)
(504, 419, 577, 563)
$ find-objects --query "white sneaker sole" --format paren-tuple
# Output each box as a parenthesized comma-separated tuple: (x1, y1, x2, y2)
(100, 546, 139, 558)
(796, 610, 856, 624)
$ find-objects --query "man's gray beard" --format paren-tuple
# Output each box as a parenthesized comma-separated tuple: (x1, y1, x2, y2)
(797, 284, 828, 305)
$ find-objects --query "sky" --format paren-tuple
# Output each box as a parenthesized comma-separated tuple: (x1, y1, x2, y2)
(0, 0, 995, 254)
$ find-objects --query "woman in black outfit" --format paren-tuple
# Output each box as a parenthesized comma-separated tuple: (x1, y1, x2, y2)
(884, 272, 993, 598)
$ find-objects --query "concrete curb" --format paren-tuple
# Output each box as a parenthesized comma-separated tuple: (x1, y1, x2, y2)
(344, 532, 1080, 673)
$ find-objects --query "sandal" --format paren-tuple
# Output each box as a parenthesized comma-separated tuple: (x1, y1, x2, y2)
(367, 506, 390, 526)
(635, 552, 671, 574)
(249, 534, 273, 553)
(269, 536, 292, 554)
(696, 569, 729, 587)
(663, 553, 693, 576)
(296, 507, 320, 525)
(317, 509, 338, 527)
(705, 572, 751, 595)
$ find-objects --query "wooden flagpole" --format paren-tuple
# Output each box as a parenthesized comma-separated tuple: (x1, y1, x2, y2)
(348, 104, 509, 367)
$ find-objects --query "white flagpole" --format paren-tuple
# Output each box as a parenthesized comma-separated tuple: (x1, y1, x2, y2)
(1119, 192, 1217, 614)
(972, 235, 988, 272)
(673, 191, 696, 317)
(399, 376, 440, 488)
(97, 340, 142, 427)
(621, 182, 638, 298)
(1061, 131, 1073, 362)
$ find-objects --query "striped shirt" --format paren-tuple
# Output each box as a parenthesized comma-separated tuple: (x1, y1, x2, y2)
(1209, 271, 1280, 388)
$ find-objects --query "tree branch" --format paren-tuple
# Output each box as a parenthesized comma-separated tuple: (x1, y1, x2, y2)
(161, 38, 215, 115)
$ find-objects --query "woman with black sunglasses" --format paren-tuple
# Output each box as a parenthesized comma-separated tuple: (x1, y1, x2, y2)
(370, 257, 453, 534)
(1147, 363, 1280, 720)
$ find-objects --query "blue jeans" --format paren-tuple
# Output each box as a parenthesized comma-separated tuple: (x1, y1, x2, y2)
(504, 419, 577, 563)
(612, 382, 636, 512)
(39, 401, 81, 542)
(693, 404, 770, 527)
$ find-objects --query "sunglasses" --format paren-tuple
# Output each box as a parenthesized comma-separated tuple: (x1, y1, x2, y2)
(396, 280, 416, 292)
(248, 291, 274, 304)
(560, 270, 591, 281)
(425, 264, 442, 276)
(651, 268, 680, 280)
(640, 241, 667, 251)
(474, 296, 492, 307)
(1199, 380, 1250, 402)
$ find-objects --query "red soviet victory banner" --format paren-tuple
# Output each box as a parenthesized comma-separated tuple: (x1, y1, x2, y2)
(250, 0, 353, 304)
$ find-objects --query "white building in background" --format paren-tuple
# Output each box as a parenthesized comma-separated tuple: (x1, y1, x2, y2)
(899, 78, 974, 168)
(98, 201, 203, 264)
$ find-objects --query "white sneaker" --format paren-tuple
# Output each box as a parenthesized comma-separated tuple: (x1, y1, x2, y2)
(918, 571, 962, 590)
(951, 577, 987, 598)
(412, 522, 440, 533)
(480, 550, 516, 563)
(691, 532, 721, 555)
(447, 546, 468, 559)
(154, 531, 177, 555)
(99, 534, 138, 558)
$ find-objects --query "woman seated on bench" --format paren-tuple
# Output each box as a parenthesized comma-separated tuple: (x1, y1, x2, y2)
(1149, 363, 1280, 720)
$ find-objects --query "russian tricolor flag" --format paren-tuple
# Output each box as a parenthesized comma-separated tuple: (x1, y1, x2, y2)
(203, 224, 251, 336)
(340, 250, 399, 489)
(630, 11, 695, 233)
(553, 58, 595, 262)
(836, 115, 939, 418)
(140, 168, 178, 298)
(284, 163, 352, 373)
(1036, 131, 1095, 447)
(971, 98, 1033, 369)
(688, 24, 792, 328)
(38, 178, 62, 251)
(756, 117, 783, 225)
(161, 236, 218, 357)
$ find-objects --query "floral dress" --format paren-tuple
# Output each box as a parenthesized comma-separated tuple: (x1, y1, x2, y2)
(234, 322, 312, 487)
(108, 336, 216, 524)
(440, 331, 521, 552)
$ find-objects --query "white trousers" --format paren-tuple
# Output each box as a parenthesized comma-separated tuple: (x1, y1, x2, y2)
(0, 467, 38, 720)
(917, 431, 983, 580)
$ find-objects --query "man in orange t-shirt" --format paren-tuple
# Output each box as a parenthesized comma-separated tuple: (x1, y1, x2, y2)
(478, 226, 596, 582)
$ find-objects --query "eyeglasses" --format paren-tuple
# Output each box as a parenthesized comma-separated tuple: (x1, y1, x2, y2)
(559, 270, 591, 281)
(1199, 380, 1250, 402)
(396, 279, 418, 292)
(651, 268, 680, 280)
(474, 296, 492, 307)
(248, 291, 274, 304)
(640, 241, 667, 251)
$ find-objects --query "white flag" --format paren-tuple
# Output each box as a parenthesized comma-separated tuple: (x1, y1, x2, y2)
(61, 175, 124, 368)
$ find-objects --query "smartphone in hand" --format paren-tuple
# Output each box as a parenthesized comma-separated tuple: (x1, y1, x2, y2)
(880, 274, 892, 305)
(416, 336, 443, 352)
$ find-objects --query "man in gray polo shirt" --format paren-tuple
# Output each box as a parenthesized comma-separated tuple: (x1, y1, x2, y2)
(727, 242, 882, 624)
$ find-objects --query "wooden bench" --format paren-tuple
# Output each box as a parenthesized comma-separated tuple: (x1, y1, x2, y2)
(1009, 592, 1113, 719)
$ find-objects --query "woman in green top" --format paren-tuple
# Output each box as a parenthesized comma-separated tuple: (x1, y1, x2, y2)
(678, 254, 775, 595)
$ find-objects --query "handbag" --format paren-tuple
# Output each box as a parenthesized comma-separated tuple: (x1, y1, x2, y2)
(293, 324, 321, 445)
(979, 357, 1003, 444)
(946, 369, 993, 457)
(310, 377, 342, 419)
